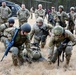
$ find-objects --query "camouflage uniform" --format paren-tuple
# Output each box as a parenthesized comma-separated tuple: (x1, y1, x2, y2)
(48, 11, 58, 26)
(17, 8, 30, 26)
(57, 5, 68, 28)
(67, 12, 76, 33)
(67, 7, 76, 33)
(30, 18, 53, 48)
(35, 9, 45, 19)
(3, 27, 31, 66)
(30, 7, 33, 19)
(48, 26, 76, 67)
(0, 6, 12, 24)
(0, 23, 14, 32)
(0, 23, 14, 42)
(57, 11, 68, 27)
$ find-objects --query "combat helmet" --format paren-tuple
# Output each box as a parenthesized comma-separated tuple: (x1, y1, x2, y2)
(59, 5, 64, 10)
(52, 26, 64, 36)
(21, 23, 31, 33)
(8, 18, 15, 24)
(70, 7, 75, 11)
(36, 17, 43, 23)
(32, 50, 41, 60)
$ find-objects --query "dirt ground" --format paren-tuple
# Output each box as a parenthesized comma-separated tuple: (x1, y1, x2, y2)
(0, 14, 76, 75)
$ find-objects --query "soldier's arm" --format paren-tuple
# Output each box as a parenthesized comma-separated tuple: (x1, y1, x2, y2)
(48, 35, 55, 55)
(42, 10, 45, 16)
(63, 12, 68, 21)
(0, 7, 1, 17)
(74, 13, 76, 20)
(35, 10, 38, 19)
(24, 35, 31, 52)
(3, 27, 15, 41)
(46, 24, 53, 34)
(54, 12, 59, 21)
(47, 24, 53, 29)
(26, 9, 30, 19)
(8, 7, 12, 18)
(0, 24, 7, 32)
(65, 30, 76, 43)
(30, 25, 35, 40)
(16, 10, 20, 19)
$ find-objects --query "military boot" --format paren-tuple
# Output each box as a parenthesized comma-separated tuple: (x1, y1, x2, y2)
(18, 55, 24, 66)
(64, 54, 71, 68)
(41, 44, 45, 48)
(12, 55, 18, 66)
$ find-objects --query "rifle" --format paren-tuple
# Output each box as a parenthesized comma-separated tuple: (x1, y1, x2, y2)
(39, 27, 49, 36)
(1, 28, 18, 61)
(57, 38, 70, 66)
(68, 13, 75, 27)
(48, 13, 56, 26)
(39, 27, 49, 42)
(58, 16, 66, 27)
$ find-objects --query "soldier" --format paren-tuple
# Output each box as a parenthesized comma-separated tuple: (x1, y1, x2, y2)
(30, 7, 34, 19)
(30, 17, 53, 48)
(17, 4, 30, 26)
(0, 1, 12, 24)
(47, 25, 76, 68)
(35, 4, 45, 19)
(67, 7, 76, 34)
(0, 18, 15, 42)
(57, 5, 68, 28)
(3, 23, 32, 66)
(48, 7, 58, 26)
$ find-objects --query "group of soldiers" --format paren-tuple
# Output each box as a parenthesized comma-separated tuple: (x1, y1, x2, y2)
(0, 1, 76, 70)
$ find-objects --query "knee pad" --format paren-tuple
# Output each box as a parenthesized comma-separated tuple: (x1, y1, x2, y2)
(65, 46, 72, 54)
(10, 47, 18, 55)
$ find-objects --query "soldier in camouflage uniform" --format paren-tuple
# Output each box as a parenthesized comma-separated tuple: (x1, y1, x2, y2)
(48, 7, 58, 26)
(30, 17, 53, 48)
(0, 1, 12, 24)
(17, 4, 30, 26)
(0, 18, 15, 43)
(35, 4, 45, 19)
(57, 5, 68, 28)
(3, 23, 32, 66)
(67, 7, 76, 33)
(48, 25, 76, 68)
(30, 7, 34, 19)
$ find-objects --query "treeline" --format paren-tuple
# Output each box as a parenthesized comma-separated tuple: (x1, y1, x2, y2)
(8, 0, 76, 12)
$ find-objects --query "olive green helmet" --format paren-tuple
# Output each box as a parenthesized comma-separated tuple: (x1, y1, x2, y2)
(32, 50, 41, 60)
(52, 26, 64, 36)
(36, 17, 43, 23)
(59, 5, 64, 10)
(70, 7, 75, 11)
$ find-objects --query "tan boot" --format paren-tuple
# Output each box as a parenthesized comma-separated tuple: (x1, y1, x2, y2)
(12, 55, 18, 66)
(41, 44, 44, 48)
(64, 54, 71, 68)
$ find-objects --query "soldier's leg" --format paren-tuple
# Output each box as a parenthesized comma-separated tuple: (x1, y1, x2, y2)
(18, 50, 24, 65)
(34, 37, 40, 45)
(10, 47, 19, 66)
(51, 49, 58, 63)
(41, 35, 47, 48)
(48, 48, 58, 64)
(48, 47, 54, 61)
(64, 45, 72, 68)
(1, 37, 8, 49)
